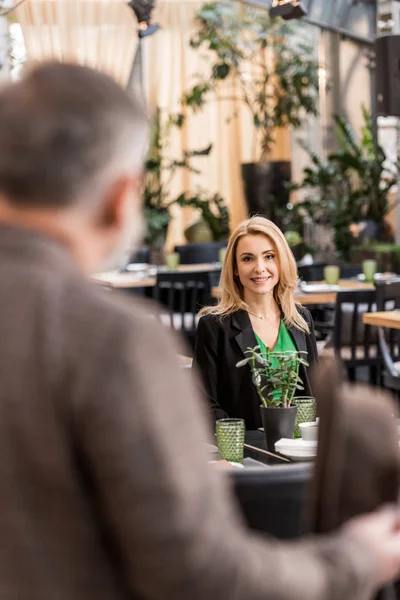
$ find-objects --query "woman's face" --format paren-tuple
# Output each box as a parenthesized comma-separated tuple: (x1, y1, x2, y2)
(235, 234, 280, 296)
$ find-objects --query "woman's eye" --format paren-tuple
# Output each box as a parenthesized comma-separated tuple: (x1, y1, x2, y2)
(243, 256, 252, 262)
(266, 254, 275, 260)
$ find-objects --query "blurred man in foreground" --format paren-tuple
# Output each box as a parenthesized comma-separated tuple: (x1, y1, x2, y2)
(0, 61, 398, 600)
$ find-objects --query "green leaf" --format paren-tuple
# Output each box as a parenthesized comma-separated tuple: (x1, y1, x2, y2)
(236, 358, 250, 368)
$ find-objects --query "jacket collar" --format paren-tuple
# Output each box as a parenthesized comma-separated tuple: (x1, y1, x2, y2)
(231, 310, 258, 359)
(231, 309, 307, 357)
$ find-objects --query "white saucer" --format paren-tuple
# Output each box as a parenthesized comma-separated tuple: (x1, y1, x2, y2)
(278, 450, 316, 462)
(300, 283, 340, 293)
(275, 438, 317, 461)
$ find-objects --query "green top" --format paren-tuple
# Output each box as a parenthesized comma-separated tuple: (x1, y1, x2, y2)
(254, 320, 297, 361)
(254, 321, 297, 401)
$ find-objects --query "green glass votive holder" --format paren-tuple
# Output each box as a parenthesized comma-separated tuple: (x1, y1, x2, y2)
(323, 265, 340, 285)
(218, 247, 227, 265)
(165, 252, 180, 270)
(362, 259, 377, 283)
(216, 418, 245, 464)
(293, 396, 317, 439)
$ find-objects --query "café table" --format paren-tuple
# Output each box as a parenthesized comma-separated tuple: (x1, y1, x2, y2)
(93, 263, 221, 289)
(363, 311, 400, 329)
(211, 279, 375, 305)
(209, 430, 290, 466)
(244, 430, 291, 465)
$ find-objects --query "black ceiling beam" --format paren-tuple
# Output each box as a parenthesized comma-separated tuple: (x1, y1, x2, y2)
(238, 0, 375, 45)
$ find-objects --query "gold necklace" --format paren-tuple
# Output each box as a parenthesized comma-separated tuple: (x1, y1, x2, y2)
(247, 311, 264, 320)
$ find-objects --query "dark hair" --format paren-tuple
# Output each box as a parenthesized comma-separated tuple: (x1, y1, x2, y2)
(0, 61, 148, 207)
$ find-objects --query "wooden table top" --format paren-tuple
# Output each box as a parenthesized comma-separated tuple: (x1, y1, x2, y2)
(363, 311, 400, 330)
(94, 269, 374, 304)
(212, 280, 375, 305)
(93, 263, 221, 289)
(295, 280, 374, 305)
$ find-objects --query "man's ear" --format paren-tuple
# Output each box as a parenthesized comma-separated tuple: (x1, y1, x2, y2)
(97, 175, 137, 229)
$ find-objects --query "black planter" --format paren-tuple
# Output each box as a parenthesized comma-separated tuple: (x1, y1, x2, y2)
(260, 405, 297, 453)
(241, 161, 291, 227)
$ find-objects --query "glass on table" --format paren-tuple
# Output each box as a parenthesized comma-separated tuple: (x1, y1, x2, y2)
(362, 259, 377, 283)
(218, 247, 227, 265)
(323, 265, 340, 285)
(216, 418, 245, 464)
(165, 252, 180, 269)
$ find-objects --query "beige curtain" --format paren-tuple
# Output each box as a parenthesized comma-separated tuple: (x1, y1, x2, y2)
(15, 0, 136, 85)
(15, 0, 291, 249)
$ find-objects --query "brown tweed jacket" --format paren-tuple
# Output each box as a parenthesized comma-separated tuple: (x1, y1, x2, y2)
(0, 224, 378, 600)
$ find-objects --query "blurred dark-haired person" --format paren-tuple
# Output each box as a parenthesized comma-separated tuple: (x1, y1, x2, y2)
(0, 61, 398, 600)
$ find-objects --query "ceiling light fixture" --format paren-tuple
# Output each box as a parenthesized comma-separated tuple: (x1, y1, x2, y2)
(127, 0, 160, 38)
(269, 0, 307, 21)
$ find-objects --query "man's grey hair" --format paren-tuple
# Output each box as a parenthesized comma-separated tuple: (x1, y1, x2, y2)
(0, 61, 148, 208)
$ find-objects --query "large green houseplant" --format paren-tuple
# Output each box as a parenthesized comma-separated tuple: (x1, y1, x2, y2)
(182, 0, 319, 218)
(236, 345, 309, 451)
(144, 109, 212, 257)
(173, 191, 230, 242)
(144, 108, 229, 261)
(292, 108, 399, 261)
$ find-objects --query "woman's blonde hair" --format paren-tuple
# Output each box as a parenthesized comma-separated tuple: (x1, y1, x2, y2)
(201, 216, 309, 333)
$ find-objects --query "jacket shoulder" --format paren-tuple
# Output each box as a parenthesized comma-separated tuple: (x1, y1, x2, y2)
(198, 312, 231, 332)
(296, 304, 312, 324)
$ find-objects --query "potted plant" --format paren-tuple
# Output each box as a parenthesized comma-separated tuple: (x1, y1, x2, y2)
(236, 345, 309, 451)
(182, 1, 319, 218)
(173, 191, 230, 242)
(292, 108, 399, 261)
(284, 230, 304, 262)
(144, 108, 213, 263)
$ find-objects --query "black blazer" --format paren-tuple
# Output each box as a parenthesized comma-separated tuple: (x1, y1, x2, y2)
(193, 307, 318, 431)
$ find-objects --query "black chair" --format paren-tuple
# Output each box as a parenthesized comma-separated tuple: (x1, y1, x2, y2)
(297, 263, 362, 283)
(297, 264, 325, 282)
(230, 464, 311, 539)
(208, 270, 221, 287)
(174, 241, 227, 265)
(340, 264, 362, 279)
(331, 289, 379, 383)
(298, 264, 363, 342)
(297, 264, 331, 340)
(154, 271, 212, 350)
(126, 246, 150, 264)
(375, 280, 400, 392)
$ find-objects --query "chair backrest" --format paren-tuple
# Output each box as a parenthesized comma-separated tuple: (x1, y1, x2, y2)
(375, 281, 400, 379)
(339, 264, 362, 279)
(332, 289, 377, 363)
(127, 246, 150, 264)
(174, 242, 227, 265)
(208, 270, 221, 289)
(297, 264, 325, 282)
(375, 279, 400, 311)
(297, 263, 362, 283)
(154, 271, 211, 346)
(229, 464, 312, 539)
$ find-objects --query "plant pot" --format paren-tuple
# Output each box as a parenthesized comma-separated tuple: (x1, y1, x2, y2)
(149, 246, 165, 266)
(184, 219, 213, 243)
(260, 405, 297, 453)
(241, 161, 291, 227)
(293, 396, 316, 438)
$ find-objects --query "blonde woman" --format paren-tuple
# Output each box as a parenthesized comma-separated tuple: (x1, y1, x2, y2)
(193, 216, 318, 430)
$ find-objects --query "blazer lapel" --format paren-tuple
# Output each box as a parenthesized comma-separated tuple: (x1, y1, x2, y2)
(231, 310, 258, 359)
(231, 311, 308, 362)
(288, 324, 307, 356)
